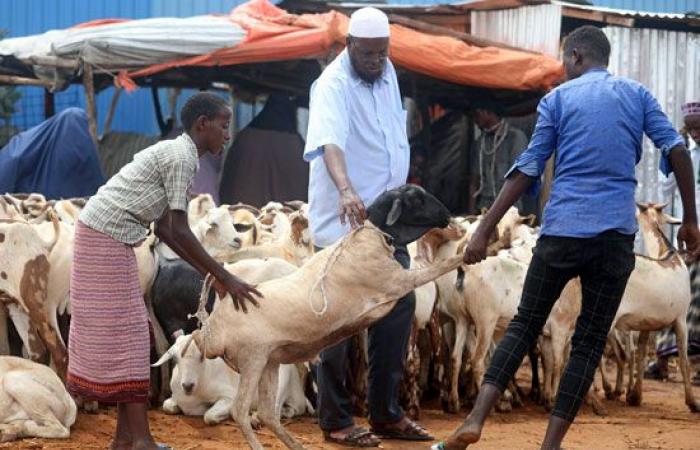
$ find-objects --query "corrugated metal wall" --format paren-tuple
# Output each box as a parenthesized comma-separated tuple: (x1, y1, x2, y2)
(471, 4, 562, 58)
(0, 0, 254, 135)
(604, 26, 700, 211)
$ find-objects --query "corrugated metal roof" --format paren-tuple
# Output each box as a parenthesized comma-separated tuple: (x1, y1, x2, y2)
(554, 1, 692, 19)
(471, 3, 562, 57)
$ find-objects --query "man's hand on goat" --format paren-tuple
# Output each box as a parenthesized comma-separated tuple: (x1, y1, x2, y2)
(463, 230, 489, 265)
(339, 186, 366, 229)
(678, 222, 700, 264)
(213, 273, 262, 313)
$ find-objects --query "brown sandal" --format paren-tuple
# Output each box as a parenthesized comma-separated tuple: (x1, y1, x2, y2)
(371, 418, 434, 441)
(323, 427, 380, 447)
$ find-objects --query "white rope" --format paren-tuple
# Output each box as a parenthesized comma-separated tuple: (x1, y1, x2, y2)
(187, 273, 215, 358)
(309, 225, 395, 316)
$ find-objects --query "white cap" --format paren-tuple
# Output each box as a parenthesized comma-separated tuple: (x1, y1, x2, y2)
(348, 7, 390, 39)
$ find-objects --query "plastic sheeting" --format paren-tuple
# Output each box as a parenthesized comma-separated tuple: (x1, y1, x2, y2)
(0, 16, 246, 83)
(53, 17, 247, 68)
(0, 108, 105, 199)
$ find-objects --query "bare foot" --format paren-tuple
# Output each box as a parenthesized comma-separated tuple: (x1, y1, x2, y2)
(441, 421, 482, 450)
(109, 439, 131, 450)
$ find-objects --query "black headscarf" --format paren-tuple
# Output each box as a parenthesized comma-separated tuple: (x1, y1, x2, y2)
(248, 94, 298, 134)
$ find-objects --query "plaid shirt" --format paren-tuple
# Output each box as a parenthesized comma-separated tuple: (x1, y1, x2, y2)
(81, 133, 199, 245)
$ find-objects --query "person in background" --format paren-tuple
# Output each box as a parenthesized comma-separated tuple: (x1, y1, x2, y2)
(468, 104, 528, 213)
(220, 93, 308, 207)
(67, 93, 261, 450)
(436, 26, 700, 450)
(646, 101, 700, 383)
(304, 7, 432, 448)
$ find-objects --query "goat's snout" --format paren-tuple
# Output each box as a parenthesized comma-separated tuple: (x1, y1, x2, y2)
(230, 237, 242, 248)
(182, 382, 195, 394)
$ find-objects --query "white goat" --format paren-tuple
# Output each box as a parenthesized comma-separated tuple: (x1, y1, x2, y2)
(0, 356, 76, 441)
(154, 335, 313, 425)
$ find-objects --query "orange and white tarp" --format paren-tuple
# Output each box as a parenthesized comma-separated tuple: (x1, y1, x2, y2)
(118, 0, 563, 92)
(0, 0, 563, 92)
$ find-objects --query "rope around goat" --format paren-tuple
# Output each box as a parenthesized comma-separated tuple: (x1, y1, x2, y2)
(309, 224, 396, 316)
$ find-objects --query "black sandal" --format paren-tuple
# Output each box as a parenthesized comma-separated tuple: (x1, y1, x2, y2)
(324, 427, 380, 447)
(371, 418, 434, 441)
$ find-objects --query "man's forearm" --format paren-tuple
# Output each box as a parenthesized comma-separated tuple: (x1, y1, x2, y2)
(669, 145, 697, 224)
(322, 144, 353, 193)
(475, 170, 534, 236)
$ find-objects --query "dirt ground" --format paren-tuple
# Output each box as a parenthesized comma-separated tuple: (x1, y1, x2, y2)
(3, 372, 699, 450)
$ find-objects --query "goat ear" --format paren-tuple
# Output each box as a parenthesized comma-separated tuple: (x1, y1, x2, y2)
(663, 213, 682, 225)
(385, 198, 403, 227)
(152, 348, 174, 367)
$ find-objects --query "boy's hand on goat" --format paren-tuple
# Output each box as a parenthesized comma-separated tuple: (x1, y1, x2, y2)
(213, 273, 262, 313)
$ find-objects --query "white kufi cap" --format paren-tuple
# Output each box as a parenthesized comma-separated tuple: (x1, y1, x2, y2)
(348, 7, 390, 39)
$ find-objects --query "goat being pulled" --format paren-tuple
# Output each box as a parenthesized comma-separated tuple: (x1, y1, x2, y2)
(190, 185, 463, 450)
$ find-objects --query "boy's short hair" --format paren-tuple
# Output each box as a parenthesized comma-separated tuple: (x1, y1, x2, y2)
(180, 92, 230, 131)
(563, 25, 611, 66)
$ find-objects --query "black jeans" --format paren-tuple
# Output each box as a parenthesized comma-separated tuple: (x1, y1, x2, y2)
(316, 245, 415, 431)
(483, 230, 635, 422)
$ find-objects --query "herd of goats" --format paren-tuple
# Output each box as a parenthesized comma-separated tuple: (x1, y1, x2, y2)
(0, 184, 697, 449)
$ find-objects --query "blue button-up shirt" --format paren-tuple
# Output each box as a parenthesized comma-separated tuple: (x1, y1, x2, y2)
(509, 68, 684, 238)
(304, 49, 409, 247)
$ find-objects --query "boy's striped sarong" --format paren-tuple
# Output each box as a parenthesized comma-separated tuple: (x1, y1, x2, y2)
(67, 221, 151, 403)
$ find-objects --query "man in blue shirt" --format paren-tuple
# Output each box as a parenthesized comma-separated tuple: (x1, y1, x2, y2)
(437, 26, 700, 450)
(304, 7, 431, 447)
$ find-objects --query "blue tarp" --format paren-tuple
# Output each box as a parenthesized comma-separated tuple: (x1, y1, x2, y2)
(0, 108, 105, 199)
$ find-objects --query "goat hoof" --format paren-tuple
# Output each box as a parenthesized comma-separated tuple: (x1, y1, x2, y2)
(592, 404, 608, 416)
(446, 398, 461, 414)
(626, 392, 642, 407)
(687, 401, 700, 413)
(496, 399, 512, 413)
(0, 434, 17, 443)
(83, 400, 99, 413)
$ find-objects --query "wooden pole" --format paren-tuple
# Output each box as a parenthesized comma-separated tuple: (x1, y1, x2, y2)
(44, 89, 55, 119)
(23, 55, 80, 70)
(0, 74, 53, 88)
(100, 87, 121, 142)
(82, 63, 98, 144)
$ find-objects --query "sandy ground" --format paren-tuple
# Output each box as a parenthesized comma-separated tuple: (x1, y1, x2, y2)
(3, 371, 699, 450)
